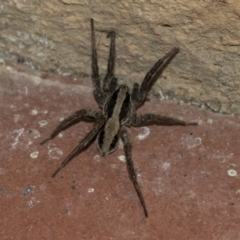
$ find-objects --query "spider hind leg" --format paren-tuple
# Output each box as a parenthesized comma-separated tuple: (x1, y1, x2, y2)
(52, 115, 106, 177)
(121, 127, 148, 217)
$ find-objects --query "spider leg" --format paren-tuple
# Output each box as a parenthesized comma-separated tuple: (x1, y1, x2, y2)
(135, 47, 179, 107)
(40, 109, 99, 145)
(52, 115, 106, 178)
(131, 83, 140, 104)
(91, 18, 104, 105)
(131, 113, 198, 126)
(120, 127, 148, 217)
(103, 31, 117, 92)
(108, 77, 118, 93)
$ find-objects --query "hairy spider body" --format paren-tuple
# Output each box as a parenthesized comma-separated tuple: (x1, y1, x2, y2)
(40, 19, 198, 217)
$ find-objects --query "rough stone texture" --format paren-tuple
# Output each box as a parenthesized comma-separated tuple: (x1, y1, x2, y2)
(1, 60, 240, 240)
(0, 1, 240, 115)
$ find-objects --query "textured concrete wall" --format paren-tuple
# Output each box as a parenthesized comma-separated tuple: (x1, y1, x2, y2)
(0, 0, 240, 114)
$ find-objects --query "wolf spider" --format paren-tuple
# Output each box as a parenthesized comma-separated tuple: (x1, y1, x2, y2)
(40, 18, 198, 217)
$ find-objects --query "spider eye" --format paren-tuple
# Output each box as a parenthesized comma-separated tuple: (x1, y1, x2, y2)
(120, 85, 128, 90)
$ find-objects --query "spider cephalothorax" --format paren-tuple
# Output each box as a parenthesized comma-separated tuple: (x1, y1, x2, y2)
(40, 19, 198, 217)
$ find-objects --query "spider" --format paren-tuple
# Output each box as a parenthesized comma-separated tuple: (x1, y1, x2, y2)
(40, 18, 198, 217)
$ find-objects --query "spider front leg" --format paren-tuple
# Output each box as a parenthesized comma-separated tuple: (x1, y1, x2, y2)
(52, 115, 106, 178)
(103, 31, 117, 93)
(40, 109, 99, 145)
(131, 113, 198, 126)
(131, 83, 140, 104)
(91, 18, 105, 106)
(121, 127, 148, 217)
(134, 47, 179, 107)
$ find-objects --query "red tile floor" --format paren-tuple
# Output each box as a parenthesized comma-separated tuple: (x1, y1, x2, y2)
(0, 61, 240, 239)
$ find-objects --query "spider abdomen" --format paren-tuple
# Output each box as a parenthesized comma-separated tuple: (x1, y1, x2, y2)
(97, 116, 120, 156)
